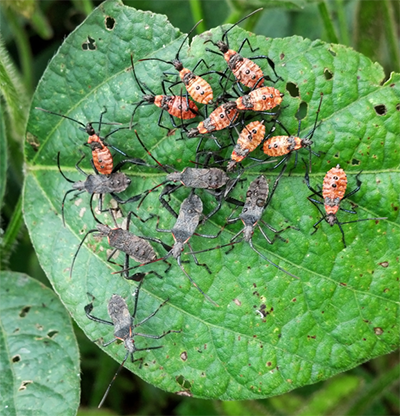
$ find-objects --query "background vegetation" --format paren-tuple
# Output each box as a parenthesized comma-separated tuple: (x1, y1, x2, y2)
(1, 0, 399, 415)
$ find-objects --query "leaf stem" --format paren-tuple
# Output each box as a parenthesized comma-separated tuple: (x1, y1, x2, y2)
(318, 0, 339, 44)
(189, 0, 206, 33)
(335, 0, 350, 46)
(1, 194, 23, 268)
(382, 0, 400, 72)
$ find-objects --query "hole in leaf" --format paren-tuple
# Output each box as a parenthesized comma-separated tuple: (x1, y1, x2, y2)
(82, 36, 96, 51)
(328, 49, 336, 56)
(280, 53, 285, 60)
(12, 355, 21, 363)
(286, 82, 299, 98)
(105, 16, 115, 30)
(324, 68, 333, 80)
(374, 327, 384, 335)
(351, 158, 361, 165)
(379, 261, 389, 268)
(374, 104, 387, 116)
(396, 103, 400, 111)
(47, 330, 59, 338)
(296, 101, 308, 120)
(175, 375, 192, 389)
(19, 306, 30, 318)
(18, 381, 32, 391)
(13, 328, 20, 333)
(180, 351, 187, 361)
(334, 152, 340, 158)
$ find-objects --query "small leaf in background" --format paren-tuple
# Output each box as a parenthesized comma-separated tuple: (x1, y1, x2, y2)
(0, 271, 80, 416)
(0, 108, 7, 209)
(0, 35, 29, 140)
(24, 0, 399, 403)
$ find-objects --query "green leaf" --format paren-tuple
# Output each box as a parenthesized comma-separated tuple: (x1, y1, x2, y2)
(24, 0, 399, 401)
(0, 271, 80, 415)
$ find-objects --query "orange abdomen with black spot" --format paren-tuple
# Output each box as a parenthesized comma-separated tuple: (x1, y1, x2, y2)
(179, 68, 213, 105)
(236, 86, 283, 111)
(88, 135, 113, 174)
(263, 135, 302, 156)
(224, 50, 265, 89)
(229, 121, 265, 169)
(154, 95, 198, 119)
(322, 165, 347, 216)
(196, 103, 238, 135)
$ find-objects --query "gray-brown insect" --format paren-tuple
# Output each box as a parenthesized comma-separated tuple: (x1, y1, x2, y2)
(84, 279, 180, 407)
(70, 209, 170, 281)
(188, 171, 300, 279)
(134, 131, 233, 219)
(116, 192, 222, 306)
(58, 151, 147, 226)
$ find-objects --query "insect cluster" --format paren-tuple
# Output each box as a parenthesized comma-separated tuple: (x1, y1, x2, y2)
(35, 8, 388, 406)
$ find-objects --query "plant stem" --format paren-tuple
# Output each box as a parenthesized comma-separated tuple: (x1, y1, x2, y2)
(1, 195, 23, 269)
(318, 0, 339, 44)
(336, 0, 350, 45)
(382, 0, 400, 72)
(189, 0, 206, 33)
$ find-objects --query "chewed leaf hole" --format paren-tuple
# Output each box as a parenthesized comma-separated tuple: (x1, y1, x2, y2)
(12, 355, 21, 363)
(105, 16, 115, 30)
(176, 375, 192, 389)
(334, 152, 340, 158)
(374, 104, 387, 116)
(19, 306, 31, 318)
(396, 103, 400, 111)
(18, 381, 32, 391)
(296, 101, 308, 120)
(351, 158, 361, 165)
(324, 68, 333, 80)
(328, 49, 336, 56)
(82, 36, 96, 51)
(47, 330, 59, 338)
(286, 82, 299, 98)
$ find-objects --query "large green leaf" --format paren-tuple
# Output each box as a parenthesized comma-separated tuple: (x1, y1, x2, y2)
(0, 271, 80, 415)
(24, 0, 399, 401)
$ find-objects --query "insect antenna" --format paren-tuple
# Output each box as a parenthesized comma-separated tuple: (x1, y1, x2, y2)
(70, 228, 100, 279)
(221, 8, 263, 47)
(98, 350, 129, 408)
(36, 107, 87, 128)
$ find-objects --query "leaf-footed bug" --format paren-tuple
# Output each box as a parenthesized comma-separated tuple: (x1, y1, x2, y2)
(205, 8, 281, 91)
(134, 130, 239, 220)
(130, 56, 199, 132)
(262, 93, 323, 172)
(36, 106, 132, 174)
(187, 169, 300, 279)
(70, 209, 171, 281)
(304, 163, 387, 248)
(139, 20, 218, 105)
(84, 279, 181, 408)
(114, 192, 223, 306)
(57, 151, 148, 226)
(186, 101, 239, 139)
